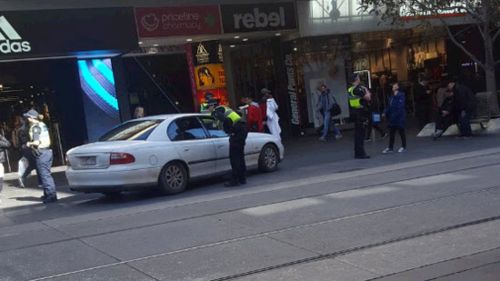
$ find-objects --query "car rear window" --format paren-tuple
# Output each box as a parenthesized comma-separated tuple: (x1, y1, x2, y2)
(99, 120, 162, 141)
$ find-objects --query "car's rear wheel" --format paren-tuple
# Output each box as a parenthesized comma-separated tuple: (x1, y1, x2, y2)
(159, 162, 188, 195)
(258, 144, 279, 172)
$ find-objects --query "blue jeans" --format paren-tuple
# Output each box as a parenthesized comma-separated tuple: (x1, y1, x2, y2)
(321, 111, 341, 138)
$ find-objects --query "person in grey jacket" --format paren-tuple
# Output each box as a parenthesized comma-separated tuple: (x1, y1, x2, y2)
(316, 83, 342, 141)
(0, 132, 11, 201)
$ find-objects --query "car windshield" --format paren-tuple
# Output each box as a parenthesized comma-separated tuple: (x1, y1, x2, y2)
(99, 120, 162, 141)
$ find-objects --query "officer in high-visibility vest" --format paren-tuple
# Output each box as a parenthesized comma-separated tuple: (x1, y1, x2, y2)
(24, 109, 57, 203)
(348, 74, 372, 159)
(211, 105, 248, 187)
(200, 92, 216, 113)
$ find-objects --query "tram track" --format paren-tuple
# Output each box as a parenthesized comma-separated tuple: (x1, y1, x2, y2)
(4, 157, 500, 254)
(209, 214, 500, 281)
(28, 183, 500, 281)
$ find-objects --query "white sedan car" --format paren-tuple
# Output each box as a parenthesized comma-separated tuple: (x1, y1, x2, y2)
(66, 114, 284, 195)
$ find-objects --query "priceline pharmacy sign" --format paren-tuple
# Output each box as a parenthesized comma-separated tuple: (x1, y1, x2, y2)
(221, 2, 297, 33)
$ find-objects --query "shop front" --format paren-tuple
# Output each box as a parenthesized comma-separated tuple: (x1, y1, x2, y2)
(0, 7, 138, 169)
(282, 0, 481, 134)
(133, 2, 300, 135)
(130, 5, 224, 115)
(220, 2, 299, 134)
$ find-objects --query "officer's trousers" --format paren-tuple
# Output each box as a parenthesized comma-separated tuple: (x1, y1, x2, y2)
(36, 149, 56, 196)
(229, 144, 246, 183)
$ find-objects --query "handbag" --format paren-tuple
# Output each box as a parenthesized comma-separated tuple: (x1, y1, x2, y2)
(331, 103, 342, 116)
(372, 113, 381, 123)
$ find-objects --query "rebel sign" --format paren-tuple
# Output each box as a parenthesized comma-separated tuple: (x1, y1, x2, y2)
(221, 2, 297, 33)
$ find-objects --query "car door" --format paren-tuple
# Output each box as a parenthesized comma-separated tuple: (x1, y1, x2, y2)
(198, 116, 231, 173)
(167, 117, 216, 178)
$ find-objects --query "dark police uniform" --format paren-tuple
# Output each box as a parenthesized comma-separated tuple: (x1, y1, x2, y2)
(212, 106, 248, 186)
(348, 84, 370, 159)
(29, 121, 57, 202)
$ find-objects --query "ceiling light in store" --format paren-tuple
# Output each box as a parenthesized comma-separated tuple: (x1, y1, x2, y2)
(230, 45, 236, 48)
(293, 47, 298, 52)
(242, 38, 248, 42)
(138, 41, 143, 45)
(186, 38, 193, 42)
(234, 35, 240, 39)
(275, 33, 281, 36)
(153, 44, 159, 47)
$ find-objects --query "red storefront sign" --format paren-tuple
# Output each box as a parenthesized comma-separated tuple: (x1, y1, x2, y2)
(135, 6, 222, 38)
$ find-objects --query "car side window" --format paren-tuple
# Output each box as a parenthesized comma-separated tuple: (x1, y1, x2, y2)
(199, 116, 228, 138)
(168, 117, 208, 141)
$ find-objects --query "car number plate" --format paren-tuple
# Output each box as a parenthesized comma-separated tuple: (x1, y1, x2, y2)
(81, 157, 96, 166)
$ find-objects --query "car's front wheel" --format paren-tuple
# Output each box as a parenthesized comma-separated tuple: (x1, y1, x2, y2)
(258, 144, 279, 172)
(158, 162, 188, 195)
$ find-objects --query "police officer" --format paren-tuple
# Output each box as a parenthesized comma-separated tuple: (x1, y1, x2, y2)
(348, 74, 372, 159)
(200, 92, 216, 113)
(211, 105, 248, 187)
(24, 110, 57, 203)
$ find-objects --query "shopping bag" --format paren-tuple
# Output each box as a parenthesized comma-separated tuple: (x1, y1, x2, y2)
(17, 157, 28, 177)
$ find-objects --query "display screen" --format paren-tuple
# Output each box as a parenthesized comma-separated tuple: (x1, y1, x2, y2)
(78, 58, 121, 142)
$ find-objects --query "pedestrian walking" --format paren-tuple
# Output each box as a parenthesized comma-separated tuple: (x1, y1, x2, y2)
(211, 105, 248, 187)
(448, 79, 475, 138)
(261, 88, 282, 141)
(382, 82, 407, 154)
(317, 82, 342, 142)
(348, 74, 371, 159)
(365, 92, 387, 141)
(24, 109, 57, 203)
(241, 95, 264, 133)
(0, 131, 11, 202)
(414, 76, 432, 130)
(17, 116, 41, 188)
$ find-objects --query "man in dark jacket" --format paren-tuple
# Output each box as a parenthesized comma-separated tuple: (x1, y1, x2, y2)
(433, 90, 455, 140)
(17, 117, 40, 188)
(0, 132, 11, 200)
(448, 80, 475, 138)
(414, 77, 432, 130)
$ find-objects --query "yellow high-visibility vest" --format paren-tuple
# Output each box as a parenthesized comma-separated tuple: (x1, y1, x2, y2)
(216, 106, 241, 123)
(348, 86, 363, 109)
(29, 122, 51, 149)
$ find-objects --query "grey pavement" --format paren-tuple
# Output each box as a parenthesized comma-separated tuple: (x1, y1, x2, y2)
(1, 129, 500, 280)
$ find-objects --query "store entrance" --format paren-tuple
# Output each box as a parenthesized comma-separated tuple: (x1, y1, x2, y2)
(0, 59, 87, 172)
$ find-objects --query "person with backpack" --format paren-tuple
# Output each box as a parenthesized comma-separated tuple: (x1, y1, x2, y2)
(316, 82, 342, 141)
(382, 82, 407, 154)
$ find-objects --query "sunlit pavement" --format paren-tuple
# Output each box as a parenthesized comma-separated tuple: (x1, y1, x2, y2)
(1, 129, 500, 280)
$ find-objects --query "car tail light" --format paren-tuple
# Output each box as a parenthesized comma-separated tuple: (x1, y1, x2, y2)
(110, 153, 135, 165)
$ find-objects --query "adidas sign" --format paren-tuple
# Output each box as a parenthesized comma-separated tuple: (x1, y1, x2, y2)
(0, 16, 31, 54)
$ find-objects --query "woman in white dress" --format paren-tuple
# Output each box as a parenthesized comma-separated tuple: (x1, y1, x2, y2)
(261, 88, 282, 141)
